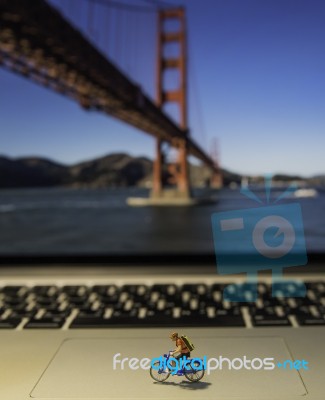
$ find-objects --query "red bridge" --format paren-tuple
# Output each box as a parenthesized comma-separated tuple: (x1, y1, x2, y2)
(0, 0, 222, 204)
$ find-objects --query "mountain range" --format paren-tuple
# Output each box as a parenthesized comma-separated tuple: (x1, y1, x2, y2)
(0, 153, 321, 189)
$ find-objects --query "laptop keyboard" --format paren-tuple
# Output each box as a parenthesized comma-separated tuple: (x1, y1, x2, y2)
(0, 282, 324, 329)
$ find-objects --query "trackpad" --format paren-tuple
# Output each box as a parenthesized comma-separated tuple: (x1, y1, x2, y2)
(30, 337, 307, 399)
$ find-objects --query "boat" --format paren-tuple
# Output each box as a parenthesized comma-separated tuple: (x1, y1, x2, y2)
(293, 188, 318, 198)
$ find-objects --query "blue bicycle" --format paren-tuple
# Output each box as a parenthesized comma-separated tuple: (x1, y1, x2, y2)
(150, 351, 205, 382)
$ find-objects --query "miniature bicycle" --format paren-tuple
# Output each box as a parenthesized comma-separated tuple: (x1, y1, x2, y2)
(150, 351, 205, 382)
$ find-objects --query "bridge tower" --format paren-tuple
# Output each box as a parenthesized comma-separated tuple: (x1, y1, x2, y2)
(210, 137, 223, 188)
(152, 7, 191, 200)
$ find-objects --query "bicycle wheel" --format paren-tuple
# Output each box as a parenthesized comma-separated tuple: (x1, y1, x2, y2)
(150, 361, 170, 382)
(184, 360, 205, 382)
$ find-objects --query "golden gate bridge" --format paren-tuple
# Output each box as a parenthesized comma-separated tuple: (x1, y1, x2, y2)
(0, 0, 222, 205)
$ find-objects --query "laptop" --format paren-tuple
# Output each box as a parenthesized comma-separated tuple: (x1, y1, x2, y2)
(0, 192, 324, 400)
(1, 0, 325, 399)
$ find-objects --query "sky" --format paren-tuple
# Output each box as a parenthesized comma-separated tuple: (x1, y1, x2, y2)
(1, 0, 325, 176)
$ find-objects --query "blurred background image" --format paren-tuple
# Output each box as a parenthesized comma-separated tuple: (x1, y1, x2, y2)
(0, 0, 325, 256)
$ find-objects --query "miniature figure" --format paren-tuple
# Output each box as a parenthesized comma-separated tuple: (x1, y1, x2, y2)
(169, 332, 191, 360)
(149, 332, 204, 382)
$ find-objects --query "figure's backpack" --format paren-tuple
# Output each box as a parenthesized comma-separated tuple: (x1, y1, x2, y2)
(181, 335, 195, 352)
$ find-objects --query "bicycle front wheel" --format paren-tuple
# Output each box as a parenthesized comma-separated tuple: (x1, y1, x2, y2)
(184, 360, 205, 382)
(150, 361, 170, 382)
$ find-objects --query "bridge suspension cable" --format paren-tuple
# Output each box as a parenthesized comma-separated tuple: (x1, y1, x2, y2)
(189, 51, 208, 153)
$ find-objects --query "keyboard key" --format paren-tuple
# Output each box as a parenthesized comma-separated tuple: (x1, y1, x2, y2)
(251, 306, 277, 316)
(24, 317, 65, 329)
(316, 305, 325, 315)
(97, 295, 119, 305)
(252, 315, 291, 327)
(3, 299, 26, 307)
(33, 286, 58, 295)
(215, 308, 241, 316)
(44, 305, 71, 314)
(0, 318, 22, 329)
(42, 311, 72, 319)
(181, 284, 208, 295)
(70, 317, 122, 328)
(66, 297, 88, 306)
(296, 316, 325, 326)
(1, 286, 24, 295)
(92, 285, 119, 296)
(70, 314, 245, 328)
(9, 310, 37, 318)
(76, 311, 103, 319)
(61, 286, 88, 296)
(35, 299, 58, 307)
(151, 284, 178, 295)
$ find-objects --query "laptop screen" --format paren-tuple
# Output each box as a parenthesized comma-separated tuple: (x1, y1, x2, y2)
(1, 0, 324, 258)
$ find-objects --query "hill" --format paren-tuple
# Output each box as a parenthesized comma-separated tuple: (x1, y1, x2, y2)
(0, 153, 313, 189)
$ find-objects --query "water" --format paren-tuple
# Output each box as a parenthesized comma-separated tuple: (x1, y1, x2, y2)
(0, 187, 324, 255)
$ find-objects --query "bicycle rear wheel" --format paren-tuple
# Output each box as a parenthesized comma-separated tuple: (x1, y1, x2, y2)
(184, 360, 205, 382)
(150, 361, 170, 382)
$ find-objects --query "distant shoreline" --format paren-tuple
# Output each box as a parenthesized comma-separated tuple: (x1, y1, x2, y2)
(0, 153, 324, 189)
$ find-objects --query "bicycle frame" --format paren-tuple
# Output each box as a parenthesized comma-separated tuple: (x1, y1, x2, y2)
(150, 350, 205, 383)
(159, 351, 205, 376)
